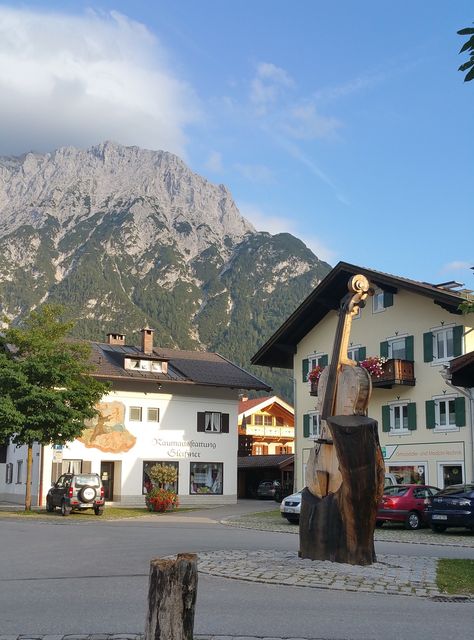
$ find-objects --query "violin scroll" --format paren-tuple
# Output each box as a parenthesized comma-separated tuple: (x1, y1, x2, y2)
(346, 274, 374, 316)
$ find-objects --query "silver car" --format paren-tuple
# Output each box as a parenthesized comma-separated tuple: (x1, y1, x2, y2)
(280, 490, 302, 523)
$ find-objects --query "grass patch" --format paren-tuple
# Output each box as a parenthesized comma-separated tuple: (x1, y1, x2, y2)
(437, 559, 474, 594)
(0, 506, 193, 520)
(239, 509, 281, 520)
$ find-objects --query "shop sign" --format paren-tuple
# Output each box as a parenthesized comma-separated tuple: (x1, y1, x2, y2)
(151, 437, 218, 459)
(389, 441, 464, 461)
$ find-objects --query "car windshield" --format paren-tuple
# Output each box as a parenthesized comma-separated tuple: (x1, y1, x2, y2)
(383, 486, 408, 497)
(74, 475, 100, 487)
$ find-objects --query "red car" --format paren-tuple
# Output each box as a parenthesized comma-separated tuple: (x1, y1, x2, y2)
(376, 484, 440, 530)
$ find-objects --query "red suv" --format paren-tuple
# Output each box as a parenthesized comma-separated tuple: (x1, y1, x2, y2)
(376, 484, 440, 530)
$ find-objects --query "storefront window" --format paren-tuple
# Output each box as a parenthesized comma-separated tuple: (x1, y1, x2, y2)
(190, 462, 223, 495)
(143, 461, 178, 494)
(442, 464, 463, 487)
(387, 464, 425, 484)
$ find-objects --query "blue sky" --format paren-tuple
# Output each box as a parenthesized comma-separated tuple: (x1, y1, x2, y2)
(0, 2, 472, 287)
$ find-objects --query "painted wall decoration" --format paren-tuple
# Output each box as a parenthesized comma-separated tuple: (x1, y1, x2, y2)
(79, 401, 136, 453)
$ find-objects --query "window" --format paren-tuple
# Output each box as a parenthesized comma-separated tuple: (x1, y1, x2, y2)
(382, 402, 416, 433)
(254, 414, 263, 425)
(303, 412, 321, 439)
(129, 406, 142, 421)
(190, 462, 223, 495)
(147, 407, 160, 422)
(5, 462, 13, 484)
(426, 396, 465, 430)
(380, 335, 414, 361)
(253, 444, 268, 455)
(16, 460, 23, 484)
(302, 353, 329, 382)
(347, 346, 366, 362)
(126, 358, 163, 372)
(263, 415, 273, 426)
(275, 416, 284, 427)
(197, 412, 229, 433)
(142, 461, 178, 495)
(276, 445, 290, 454)
(388, 464, 426, 484)
(424, 326, 463, 363)
(372, 289, 393, 313)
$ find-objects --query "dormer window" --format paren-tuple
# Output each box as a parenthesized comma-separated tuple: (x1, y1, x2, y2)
(124, 357, 166, 373)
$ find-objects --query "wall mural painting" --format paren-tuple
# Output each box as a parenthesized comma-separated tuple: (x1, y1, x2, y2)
(79, 402, 137, 453)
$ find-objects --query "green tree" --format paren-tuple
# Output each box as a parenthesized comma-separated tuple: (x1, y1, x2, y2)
(458, 24, 474, 82)
(0, 305, 108, 510)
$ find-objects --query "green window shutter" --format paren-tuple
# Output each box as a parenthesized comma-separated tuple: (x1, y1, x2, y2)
(405, 335, 414, 361)
(319, 354, 329, 367)
(407, 403, 417, 430)
(302, 358, 309, 382)
(455, 397, 466, 427)
(423, 332, 433, 362)
(380, 341, 389, 358)
(425, 400, 436, 429)
(358, 347, 366, 361)
(381, 405, 391, 432)
(383, 291, 394, 308)
(453, 325, 463, 357)
(303, 414, 310, 438)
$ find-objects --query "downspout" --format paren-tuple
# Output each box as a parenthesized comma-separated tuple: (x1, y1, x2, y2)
(441, 366, 474, 483)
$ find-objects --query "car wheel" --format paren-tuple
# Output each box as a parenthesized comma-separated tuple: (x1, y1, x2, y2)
(405, 511, 421, 530)
(375, 520, 383, 528)
(79, 486, 97, 503)
(46, 498, 55, 513)
(94, 506, 104, 516)
(61, 500, 71, 517)
(431, 524, 447, 533)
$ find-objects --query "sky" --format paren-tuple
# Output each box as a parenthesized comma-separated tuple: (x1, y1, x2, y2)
(0, 1, 472, 288)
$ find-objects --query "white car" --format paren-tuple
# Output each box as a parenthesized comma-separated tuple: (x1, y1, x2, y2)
(280, 491, 302, 523)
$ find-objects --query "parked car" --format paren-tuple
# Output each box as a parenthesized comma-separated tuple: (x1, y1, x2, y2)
(46, 473, 105, 516)
(384, 473, 399, 487)
(280, 491, 302, 523)
(256, 480, 281, 500)
(376, 484, 440, 530)
(425, 483, 474, 532)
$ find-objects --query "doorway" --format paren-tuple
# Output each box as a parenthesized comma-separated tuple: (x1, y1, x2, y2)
(100, 461, 115, 501)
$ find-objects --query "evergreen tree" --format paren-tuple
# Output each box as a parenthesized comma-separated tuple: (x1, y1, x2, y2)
(0, 305, 109, 510)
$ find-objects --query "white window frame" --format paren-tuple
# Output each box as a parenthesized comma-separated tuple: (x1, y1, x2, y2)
(388, 401, 410, 434)
(205, 412, 222, 433)
(431, 325, 455, 363)
(308, 411, 321, 440)
(307, 352, 327, 373)
(347, 345, 362, 361)
(433, 394, 458, 431)
(147, 407, 160, 422)
(129, 406, 143, 421)
(437, 461, 464, 489)
(386, 334, 408, 360)
(372, 288, 385, 313)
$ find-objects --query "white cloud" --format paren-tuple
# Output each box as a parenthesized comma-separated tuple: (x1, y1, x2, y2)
(234, 163, 275, 184)
(250, 62, 294, 113)
(0, 7, 200, 156)
(442, 261, 473, 273)
(282, 103, 341, 140)
(238, 201, 335, 263)
(205, 151, 223, 173)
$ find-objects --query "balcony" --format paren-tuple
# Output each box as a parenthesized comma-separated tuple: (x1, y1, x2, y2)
(371, 359, 415, 388)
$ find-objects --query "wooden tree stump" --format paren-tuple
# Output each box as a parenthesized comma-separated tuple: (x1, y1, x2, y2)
(299, 415, 384, 565)
(144, 553, 198, 640)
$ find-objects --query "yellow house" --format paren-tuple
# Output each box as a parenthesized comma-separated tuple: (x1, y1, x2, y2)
(252, 262, 474, 491)
(238, 395, 294, 456)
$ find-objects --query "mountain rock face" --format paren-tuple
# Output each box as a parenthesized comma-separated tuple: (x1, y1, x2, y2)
(0, 142, 331, 399)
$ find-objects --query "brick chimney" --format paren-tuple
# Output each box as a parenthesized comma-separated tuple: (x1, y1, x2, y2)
(106, 332, 126, 346)
(141, 327, 154, 355)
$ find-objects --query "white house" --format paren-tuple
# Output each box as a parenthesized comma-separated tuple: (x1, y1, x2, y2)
(0, 328, 271, 506)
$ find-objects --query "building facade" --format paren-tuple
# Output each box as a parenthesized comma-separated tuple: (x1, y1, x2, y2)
(1, 329, 270, 506)
(238, 395, 294, 456)
(252, 262, 474, 492)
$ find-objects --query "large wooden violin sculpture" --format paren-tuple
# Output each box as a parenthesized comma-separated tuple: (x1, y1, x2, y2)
(305, 274, 374, 499)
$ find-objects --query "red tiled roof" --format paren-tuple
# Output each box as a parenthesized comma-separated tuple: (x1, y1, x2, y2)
(238, 396, 272, 413)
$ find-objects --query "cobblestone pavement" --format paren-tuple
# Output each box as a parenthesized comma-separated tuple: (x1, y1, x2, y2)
(0, 636, 324, 640)
(198, 549, 440, 598)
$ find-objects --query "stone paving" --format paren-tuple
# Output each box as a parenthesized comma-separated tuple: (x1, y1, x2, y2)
(197, 549, 440, 598)
(0, 636, 321, 640)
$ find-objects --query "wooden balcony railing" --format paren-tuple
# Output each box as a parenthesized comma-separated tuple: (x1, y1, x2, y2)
(371, 359, 415, 388)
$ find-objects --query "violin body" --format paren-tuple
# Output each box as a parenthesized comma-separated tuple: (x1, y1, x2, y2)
(305, 364, 372, 498)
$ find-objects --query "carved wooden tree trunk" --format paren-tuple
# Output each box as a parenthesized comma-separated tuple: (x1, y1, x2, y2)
(144, 553, 198, 640)
(299, 415, 385, 565)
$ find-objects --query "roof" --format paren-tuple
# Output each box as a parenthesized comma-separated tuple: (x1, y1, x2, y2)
(90, 342, 271, 391)
(251, 261, 473, 369)
(238, 395, 294, 417)
(237, 454, 294, 469)
(449, 351, 474, 388)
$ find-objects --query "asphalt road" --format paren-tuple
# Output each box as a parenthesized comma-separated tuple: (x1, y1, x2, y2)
(1, 502, 473, 639)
